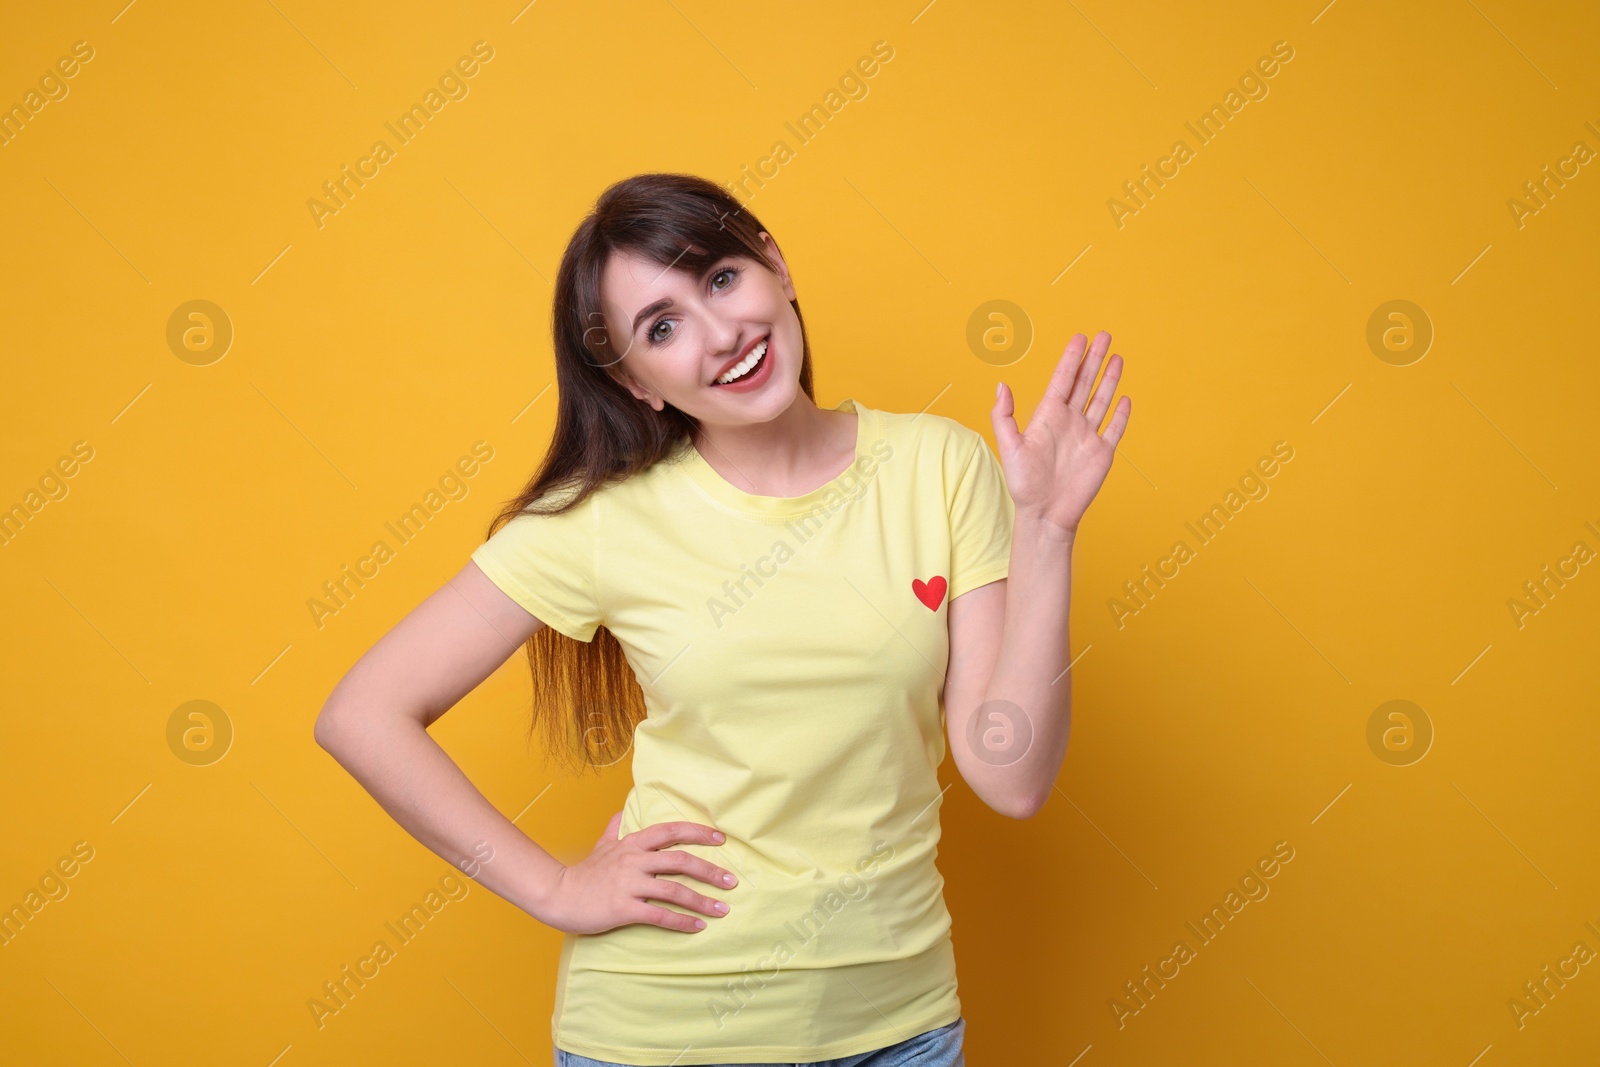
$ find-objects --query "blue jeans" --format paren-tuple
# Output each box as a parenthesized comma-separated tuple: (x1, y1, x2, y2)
(554, 1016, 965, 1067)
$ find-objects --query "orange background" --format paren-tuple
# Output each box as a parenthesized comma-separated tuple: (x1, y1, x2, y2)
(3, 1, 1598, 1064)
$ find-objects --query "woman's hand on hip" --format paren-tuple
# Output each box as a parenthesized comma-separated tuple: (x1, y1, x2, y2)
(541, 811, 738, 935)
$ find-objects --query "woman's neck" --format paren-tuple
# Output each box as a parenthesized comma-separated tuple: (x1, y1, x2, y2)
(691, 397, 858, 498)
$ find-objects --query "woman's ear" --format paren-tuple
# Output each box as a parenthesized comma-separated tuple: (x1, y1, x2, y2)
(758, 231, 796, 300)
(610, 367, 664, 411)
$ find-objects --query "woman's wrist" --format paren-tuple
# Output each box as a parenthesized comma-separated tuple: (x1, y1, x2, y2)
(504, 846, 568, 926)
(1014, 508, 1078, 548)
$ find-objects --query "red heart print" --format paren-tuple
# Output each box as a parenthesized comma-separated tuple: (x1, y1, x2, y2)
(912, 575, 947, 611)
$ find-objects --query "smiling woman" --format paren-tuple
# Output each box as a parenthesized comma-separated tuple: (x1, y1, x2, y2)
(315, 170, 1132, 1067)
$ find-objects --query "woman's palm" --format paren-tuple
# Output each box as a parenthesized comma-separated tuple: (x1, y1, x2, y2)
(992, 330, 1131, 536)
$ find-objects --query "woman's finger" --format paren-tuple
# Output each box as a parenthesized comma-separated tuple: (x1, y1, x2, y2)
(992, 381, 1022, 456)
(632, 901, 706, 934)
(642, 848, 739, 889)
(594, 810, 624, 850)
(1066, 331, 1112, 412)
(627, 821, 724, 853)
(1102, 395, 1133, 447)
(1041, 334, 1089, 406)
(1083, 353, 1124, 428)
(638, 875, 729, 919)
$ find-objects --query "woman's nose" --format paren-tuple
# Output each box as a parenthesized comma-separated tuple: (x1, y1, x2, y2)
(703, 317, 742, 356)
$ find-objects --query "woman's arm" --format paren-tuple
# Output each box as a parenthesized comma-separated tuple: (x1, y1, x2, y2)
(315, 560, 738, 934)
(313, 561, 567, 920)
(944, 524, 1075, 819)
(944, 331, 1131, 819)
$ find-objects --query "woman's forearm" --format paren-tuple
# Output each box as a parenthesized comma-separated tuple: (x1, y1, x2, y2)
(315, 708, 565, 924)
(978, 514, 1076, 815)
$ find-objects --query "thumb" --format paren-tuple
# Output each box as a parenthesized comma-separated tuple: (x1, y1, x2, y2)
(992, 381, 1021, 456)
(597, 809, 624, 848)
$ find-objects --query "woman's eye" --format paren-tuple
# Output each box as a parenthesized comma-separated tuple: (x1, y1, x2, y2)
(647, 267, 739, 344)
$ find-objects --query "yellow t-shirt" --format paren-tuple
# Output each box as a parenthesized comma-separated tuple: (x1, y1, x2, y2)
(470, 397, 1014, 1064)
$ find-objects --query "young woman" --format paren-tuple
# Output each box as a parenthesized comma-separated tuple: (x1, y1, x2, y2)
(314, 173, 1130, 1066)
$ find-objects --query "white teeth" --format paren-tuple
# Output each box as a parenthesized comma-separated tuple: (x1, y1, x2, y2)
(715, 338, 768, 384)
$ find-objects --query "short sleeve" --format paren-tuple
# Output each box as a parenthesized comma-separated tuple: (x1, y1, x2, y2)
(470, 487, 603, 642)
(947, 431, 1014, 600)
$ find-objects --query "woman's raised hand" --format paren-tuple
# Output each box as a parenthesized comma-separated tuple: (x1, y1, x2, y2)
(541, 811, 738, 935)
(992, 330, 1132, 538)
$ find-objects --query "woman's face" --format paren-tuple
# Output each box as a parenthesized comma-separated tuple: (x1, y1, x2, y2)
(596, 231, 803, 429)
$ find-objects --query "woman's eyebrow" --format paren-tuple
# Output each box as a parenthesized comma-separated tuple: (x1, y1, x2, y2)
(628, 261, 727, 335)
(630, 297, 673, 336)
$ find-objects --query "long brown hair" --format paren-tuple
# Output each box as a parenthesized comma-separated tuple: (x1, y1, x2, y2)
(484, 172, 816, 775)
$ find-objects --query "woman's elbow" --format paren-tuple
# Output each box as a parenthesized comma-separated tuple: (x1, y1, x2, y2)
(994, 803, 1038, 822)
(315, 693, 428, 755)
(313, 705, 340, 752)
(313, 700, 361, 753)
(992, 788, 1046, 821)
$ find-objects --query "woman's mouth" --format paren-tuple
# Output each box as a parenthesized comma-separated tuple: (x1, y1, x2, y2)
(712, 337, 772, 388)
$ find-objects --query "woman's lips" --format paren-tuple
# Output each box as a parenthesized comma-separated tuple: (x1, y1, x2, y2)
(712, 337, 773, 388)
